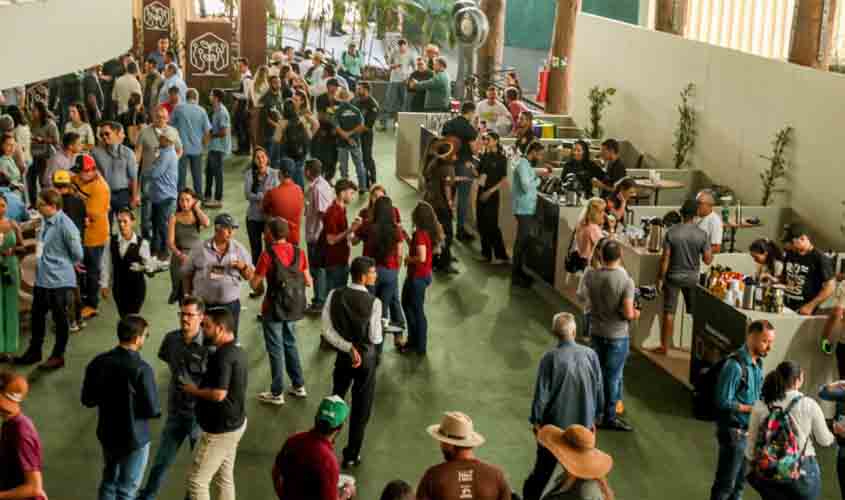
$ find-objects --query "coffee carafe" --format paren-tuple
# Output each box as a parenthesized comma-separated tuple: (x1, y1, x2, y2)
(647, 219, 665, 253)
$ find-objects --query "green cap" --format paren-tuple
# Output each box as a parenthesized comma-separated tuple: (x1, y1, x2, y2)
(317, 395, 349, 428)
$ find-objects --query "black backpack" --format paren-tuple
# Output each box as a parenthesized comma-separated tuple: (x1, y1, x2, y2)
(284, 118, 309, 160)
(692, 352, 748, 421)
(267, 246, 306, 321)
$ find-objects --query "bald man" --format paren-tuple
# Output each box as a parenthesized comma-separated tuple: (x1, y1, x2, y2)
(696, 191, 723, 253)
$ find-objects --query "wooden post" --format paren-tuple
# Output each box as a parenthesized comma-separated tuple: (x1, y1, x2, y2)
(789, 0, 838, 70)
(477, 0, 506, 90)
(655, 0, 689, 36)
(544, 0, 579, 115)
(240, 0, 268, 68)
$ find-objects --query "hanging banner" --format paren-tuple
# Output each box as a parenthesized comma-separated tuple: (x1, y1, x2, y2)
(143, 0, 172, 56)
(185, 21, 234, 90)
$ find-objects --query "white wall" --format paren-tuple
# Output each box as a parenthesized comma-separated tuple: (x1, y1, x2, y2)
(570, 13, 845, 248)
(0, 0, 133, 88)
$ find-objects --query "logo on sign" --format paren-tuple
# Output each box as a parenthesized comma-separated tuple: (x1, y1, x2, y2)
(190, 32, 230, 77)
(143, 1, 170, 31)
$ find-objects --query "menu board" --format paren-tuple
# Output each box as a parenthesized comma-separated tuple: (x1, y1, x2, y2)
(690, 287, 748, 387)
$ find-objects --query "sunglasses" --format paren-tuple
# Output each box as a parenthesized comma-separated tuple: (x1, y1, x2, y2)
(100, 131, 112, 138)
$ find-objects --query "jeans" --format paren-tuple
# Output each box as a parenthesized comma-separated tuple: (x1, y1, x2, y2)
(206, 300, 241, 337)
(361, 130, 375, 188)
(456, 181, 471, 233)
(205, 151, 224, 201)
(512, 214, 535, 282)
(140, 177, 153, 241)
(99, 443, 150, 500)
(270, 142, 283, 170)
(138, 414, 200, 500)
(83, 245, 106, 309)
(375, 267, 403, 326)
(818, 384, 845, 499)
(522, 444, 559, 500)
(311, 139, 338, 181)
(710, 427, 748, 500)
(246, 219, 265, 267)
(284, 157, 305, 191)
(179, 154, 203, 195)
(338, 142, 367, 189)
(110, 189, 131, 230)
(186, 420, 247, 500)
(402, 276, 431, 353)
(307, 242, 327, 306)
(591, 336, 629, 422)
(325, 265, 349, 293)
(27, 286, 73, 359)
(151, 198, 176, 256)
(749, 457, 821, 500)
(261, 319, 305, 396)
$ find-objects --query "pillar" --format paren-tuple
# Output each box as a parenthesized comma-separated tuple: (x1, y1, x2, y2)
(789, 0, 838, 70)
(477, 0, 506, 90)
(240, 0, 268, 68)
(655, 0, 689, 36)
(544, 0, 579, 115)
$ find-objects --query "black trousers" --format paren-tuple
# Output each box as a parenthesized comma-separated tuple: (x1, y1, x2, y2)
(114, 280, 146, 318)
(512, 214, 535, 281)
(28, 286, 74, 359)
(234, 99, 251, 152)
(432, 207, 453, 270)
(522, 443, 558, 500)
(312, 140, 339, 182)
(246, 219, 265, 266)
(477, 192, 508, 260)
(332, 344, 379, 462)
(361, 130, 375, 188)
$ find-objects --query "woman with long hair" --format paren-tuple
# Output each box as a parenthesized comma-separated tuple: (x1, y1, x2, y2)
(563, 140, 603, 196)
(118, 92, 145, 148)
(0, 195, 23, 362)
(366, 196, 406, 344)
(272, 98, 312, 189)
(749, 238, 785, 281)
(28, 100, 59, 207)
(292, 88, 319, 137)
(64, 102, 95, 151)
(250, 65, 271, 148)
(401, 201, 443, 354)
(604, 177, 637, 223)
(244, 147, 280, 266)
(476, 131, 509, 263)
(166, 188, 209, 303)
(7, 106, 31, 171)
(575, 198, 606, 262)
(747, 361, 838, 500)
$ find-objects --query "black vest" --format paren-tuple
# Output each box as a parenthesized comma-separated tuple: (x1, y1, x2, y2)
(329, 287, 375, 346)
(111, 234, 146, 291)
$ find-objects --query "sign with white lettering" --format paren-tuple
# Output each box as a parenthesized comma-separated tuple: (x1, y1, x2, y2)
(143, 0, 170, 31)
(184, 21, 233, 89)
(190, 33, 231, 77)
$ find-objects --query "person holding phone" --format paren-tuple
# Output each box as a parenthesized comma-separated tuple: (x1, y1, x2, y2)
(167, 188, 209, 304)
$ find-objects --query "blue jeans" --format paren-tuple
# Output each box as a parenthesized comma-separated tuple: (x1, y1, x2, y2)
(591, 336, 629, 422)
(710, 427, 748, 500)
(205, 150, 224, 201)
(151, 198, 176, 256)
(83, 245, 105, 309)
(307, 242, 327, 306)
(402, 275, 431, 353)
(338, 142, 367, 189)
(262, 319, 305, 396)
(140, 177, 153, 240)
(285, 157, 305, 191)
(270, 142, 283, 170)
(818, 384, 845, 499)
(138, 414, 200, 500)
(325, 265, 349, 293)
(178, 154, 203, 195)
(376, 267, 404, 327)
(98, 443, 150, 500)
(749, 457, 820, 500)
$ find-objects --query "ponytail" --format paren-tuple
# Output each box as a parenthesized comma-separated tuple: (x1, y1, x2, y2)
(761, 360, 801, 405)
(749, 238, 783, 273)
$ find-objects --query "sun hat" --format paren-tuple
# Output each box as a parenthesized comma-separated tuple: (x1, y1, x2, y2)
(0, 372, 29, 415)
(426, 412, 486, 448)
(316, 395, 350, 428)
(538, 425, 613, 480)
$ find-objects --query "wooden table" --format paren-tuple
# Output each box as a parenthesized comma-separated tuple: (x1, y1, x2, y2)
(723, 222, 762, 252)
(634, 179, 685, 205)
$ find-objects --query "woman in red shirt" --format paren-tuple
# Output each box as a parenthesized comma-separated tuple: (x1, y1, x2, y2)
(366, 197, 405, 346)
(400, 201, 444, 355)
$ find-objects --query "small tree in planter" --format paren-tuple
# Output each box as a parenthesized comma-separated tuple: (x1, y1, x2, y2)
(585, 86, 615, 140)
(672, 82, 697, 169)
(760, 126, 794, 206)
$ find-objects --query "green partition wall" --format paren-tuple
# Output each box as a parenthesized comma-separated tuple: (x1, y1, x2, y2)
(505, 0, 639, 50)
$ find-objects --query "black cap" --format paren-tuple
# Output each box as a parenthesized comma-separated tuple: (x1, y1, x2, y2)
(680, 199, 698, 217)
(214, 213, 239, 229)
(326, 78, 339, 88)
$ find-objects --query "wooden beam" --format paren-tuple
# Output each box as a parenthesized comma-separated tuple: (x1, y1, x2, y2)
(544, 0, 579, 114)
(656, 0, 690, 35)
(240, 0, 268, 68)
(477, 0, 507, 91)
(789, 0, 838, 69)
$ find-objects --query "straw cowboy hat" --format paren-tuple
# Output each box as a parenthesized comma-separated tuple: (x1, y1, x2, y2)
(538, 425, 613, 480)
(429, 138, 457, 161)
(427, 412, 486, 448)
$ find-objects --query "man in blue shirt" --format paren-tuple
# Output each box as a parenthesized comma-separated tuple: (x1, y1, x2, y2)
(523, 312, 603, 500)
(148, 37, 170, 72)
(81, 315, 161, 500)
(92, 121, 140, 226)
(0, 184, 29, 223)
(511, 141, 551, 288)
(710, 320, 775, 500)
(15, 189, 84, 369)
(205, 89, 231, 207)
(170, 88, 211, 195)
(144, 128, 179, 261)
(158, 64, 187, 105)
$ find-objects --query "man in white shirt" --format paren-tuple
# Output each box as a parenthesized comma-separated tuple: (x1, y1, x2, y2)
(475, 86, 512, 136)
(112, 62, 143, 115)
(696, 190, 723, 253)
(304, 159, 335, 312)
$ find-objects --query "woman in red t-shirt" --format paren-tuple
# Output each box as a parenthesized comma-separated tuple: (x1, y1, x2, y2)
(367, 196, 406, 346)
(400, 201, 444, 355)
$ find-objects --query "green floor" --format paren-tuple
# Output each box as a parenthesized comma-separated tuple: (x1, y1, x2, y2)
(22, 131, 840, 499)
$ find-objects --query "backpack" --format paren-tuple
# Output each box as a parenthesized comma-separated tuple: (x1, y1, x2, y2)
(284, 118, 309, 160)
(748, 396, 808, 484)
(691, 353, 748, 421)
(267, 245, 306, 321)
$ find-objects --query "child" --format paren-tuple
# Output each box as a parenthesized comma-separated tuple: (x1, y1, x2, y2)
(0, 134, 22, 189)
(100, 208, 153, 317)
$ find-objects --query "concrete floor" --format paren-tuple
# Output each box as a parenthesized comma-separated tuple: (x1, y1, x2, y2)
(19, 130, 841, 499)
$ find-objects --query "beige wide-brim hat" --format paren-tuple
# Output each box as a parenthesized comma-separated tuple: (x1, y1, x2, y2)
(426, 411, 486, 448)
(538, 425, 613, 480)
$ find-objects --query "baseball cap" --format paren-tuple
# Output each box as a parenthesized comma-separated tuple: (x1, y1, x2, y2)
(214, 213, 239, 229)
(53, 169, 72, 186)
(316, 395, 349, 428)
(680, 199, 698, 217)
(73, 154, 97, 173)
(0, 372, 28, 416)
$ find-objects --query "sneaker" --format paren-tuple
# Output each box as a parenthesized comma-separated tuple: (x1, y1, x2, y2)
(493, 258, 511, 266)
(384, 324, 404, 334)
(39, 357, 65, 370)
(69, 321, 80, 333)
(155, 257, 170, 272)
(80, 306, 98, 320)
(287, 386, 307, 398)
(306, 303, 323, 314)
(600, 417, 633, 432)
(257, 392, 285, 405)
(822, 338, 835, 355)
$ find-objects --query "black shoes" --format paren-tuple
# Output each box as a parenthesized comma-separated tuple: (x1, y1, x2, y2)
(512, 275, 534, 288)
(436, 266, 460, 275)
(456, 231, 475, 242)
(13, 352, 42, 366)
(342, 456, 362, 469)
(600, 417, 633, 432)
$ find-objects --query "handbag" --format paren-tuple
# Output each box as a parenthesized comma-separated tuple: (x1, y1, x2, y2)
(564, 226, 587, 273)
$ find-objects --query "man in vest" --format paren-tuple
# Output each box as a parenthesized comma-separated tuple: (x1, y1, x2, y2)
(321, 256, 382, 469)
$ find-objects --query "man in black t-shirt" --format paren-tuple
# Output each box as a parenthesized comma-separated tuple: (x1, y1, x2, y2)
(353, 83, 380, 188)
(183, 307, 248, 500)
(442, 102, 479, 241)
(781, 227, 834, 315)
(313, 79, 340, 181)
(594, 138, 626, 193)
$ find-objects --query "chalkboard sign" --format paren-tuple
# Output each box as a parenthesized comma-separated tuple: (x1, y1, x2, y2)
(690, 287, 748, 388)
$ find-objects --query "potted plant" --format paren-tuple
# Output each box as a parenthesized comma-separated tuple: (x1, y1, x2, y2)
(760, 126, 794, 206)
(585, 85, 616, 140)
(672, 83, 696, 169)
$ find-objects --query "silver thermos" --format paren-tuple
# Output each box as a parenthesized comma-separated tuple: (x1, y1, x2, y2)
(742, 277, 756, 310)
(647, 219, 665, 253)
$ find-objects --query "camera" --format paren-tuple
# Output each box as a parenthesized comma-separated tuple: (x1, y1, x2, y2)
(634, 285, 657, 308)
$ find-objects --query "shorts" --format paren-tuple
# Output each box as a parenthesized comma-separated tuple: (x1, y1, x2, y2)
(663, 281, 696, 313)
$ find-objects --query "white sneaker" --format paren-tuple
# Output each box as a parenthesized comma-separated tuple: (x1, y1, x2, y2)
(257, 391, 285, 405)
(155, 257, 170, 272)
(69, 321, 80, 333)
(384, 324, 405, 334)
(287, 386, 307, 398)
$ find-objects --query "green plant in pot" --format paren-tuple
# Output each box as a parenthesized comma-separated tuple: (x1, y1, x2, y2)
(401, 0, 456, 49)
(585, 86, 615, 140)
(760, 125, 794, 206)
(672, 82, 696, 169)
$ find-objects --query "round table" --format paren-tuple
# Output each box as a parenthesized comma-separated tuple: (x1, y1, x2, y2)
(634, 179, 685, 205)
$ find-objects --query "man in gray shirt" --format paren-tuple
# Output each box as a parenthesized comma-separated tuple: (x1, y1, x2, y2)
(92, 121, 140, 227)
(656, 199, 713, 355)
(579, 240, 639, 432)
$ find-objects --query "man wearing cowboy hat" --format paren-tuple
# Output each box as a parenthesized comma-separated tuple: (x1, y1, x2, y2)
(417, 412, 511, 500)
(0, 372, 47, 500)
(534, 424, 615, 500)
